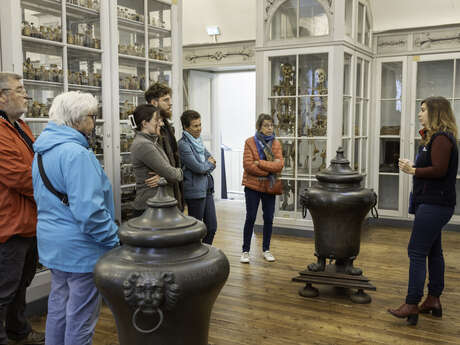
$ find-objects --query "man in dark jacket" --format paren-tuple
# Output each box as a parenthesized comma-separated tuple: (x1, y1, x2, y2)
(145, 82, 184, 210)
(0, 72, 44, 345)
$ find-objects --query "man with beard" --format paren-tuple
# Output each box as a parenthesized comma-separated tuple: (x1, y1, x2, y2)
(145, 83, 184, 211)
(0, 72, 45, 345)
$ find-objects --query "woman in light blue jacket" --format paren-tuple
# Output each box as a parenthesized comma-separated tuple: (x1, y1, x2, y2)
(178, 110, 217, 244)
(32, 91, 119, 345)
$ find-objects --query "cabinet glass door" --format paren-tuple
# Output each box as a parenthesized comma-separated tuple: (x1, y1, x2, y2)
(269, 52, 328, 219)
(378, 61, 403, 212)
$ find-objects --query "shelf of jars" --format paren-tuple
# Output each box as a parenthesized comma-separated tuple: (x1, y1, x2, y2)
(20, 0, 105, 159)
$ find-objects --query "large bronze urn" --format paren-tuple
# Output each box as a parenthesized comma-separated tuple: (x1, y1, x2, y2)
(94, 179, 229, 344)
(293, 148, 377, 303)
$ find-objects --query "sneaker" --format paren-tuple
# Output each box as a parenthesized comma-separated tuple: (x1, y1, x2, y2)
(263, 251, 276, 262)
(8, 330, 45, 345)
(240, 252, 250, 263)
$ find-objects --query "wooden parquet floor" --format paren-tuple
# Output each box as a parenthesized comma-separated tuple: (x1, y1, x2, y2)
(31, 200, 460, 345)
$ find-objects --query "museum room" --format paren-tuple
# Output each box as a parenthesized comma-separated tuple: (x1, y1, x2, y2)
(0, 0, 459, 344)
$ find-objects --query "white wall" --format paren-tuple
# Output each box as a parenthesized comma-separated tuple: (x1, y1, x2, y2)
(183, 0, 460, 45)
(182, 0, 256, 45)
(370, 0, 460, 32)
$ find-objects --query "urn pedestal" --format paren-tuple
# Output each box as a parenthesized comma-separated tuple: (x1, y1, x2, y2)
(293, 148, 377, 303)
(94, 180, 229, 344)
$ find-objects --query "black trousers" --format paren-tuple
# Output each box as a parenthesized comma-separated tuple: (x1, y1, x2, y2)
(186, 194, 217, 245)
(0, 236, 38, 344)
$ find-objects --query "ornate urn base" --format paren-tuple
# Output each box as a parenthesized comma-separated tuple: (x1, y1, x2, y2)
(94, 180, 229, 344)
(293, 148, 377, 303)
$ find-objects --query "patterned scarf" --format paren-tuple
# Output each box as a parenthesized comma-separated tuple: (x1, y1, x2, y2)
(254, 131, 276, 187)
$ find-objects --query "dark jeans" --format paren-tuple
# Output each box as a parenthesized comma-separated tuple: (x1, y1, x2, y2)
(186, 194, 217, 245)
(242, 187, 275, 252)
(0, 236, 38, 345)
(406, 204, 454, 305)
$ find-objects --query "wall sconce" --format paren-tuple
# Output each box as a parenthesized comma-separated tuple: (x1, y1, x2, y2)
(206, 26, 221, 43)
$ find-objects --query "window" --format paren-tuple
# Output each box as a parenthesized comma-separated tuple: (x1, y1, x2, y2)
(270, 0, 329, 41)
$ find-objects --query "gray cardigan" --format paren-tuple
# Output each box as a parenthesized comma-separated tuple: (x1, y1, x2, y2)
(130, 132, 183, 210)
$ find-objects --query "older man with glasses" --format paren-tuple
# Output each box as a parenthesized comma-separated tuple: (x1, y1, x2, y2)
(0, 72, 45, 345)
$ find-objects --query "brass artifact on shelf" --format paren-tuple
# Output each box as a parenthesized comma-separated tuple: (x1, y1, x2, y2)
(380, 125, 400, 135)
(117, 5, 145, 23)
(149, 48, 170, 61)
(281, 140, 295, 172)
(22, 22, 62, 42)
(120, 163, 135, 185)
(23, 58, 64, 83)
(272, 63, 296, 136)
(67, 24, 100, 49)
(304, 68, 327, 137)
(120, 100, 136, 120)
(67, 0, 100, 11)
(119, 44, 145, 57)
(120, 75, 145, 91)
(280, 180, 295, 211)
(295, 148, 377, 303)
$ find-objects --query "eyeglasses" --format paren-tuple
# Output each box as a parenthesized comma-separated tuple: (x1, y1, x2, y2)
(87, 114, 97, 122)
(262, 123, 274, 128)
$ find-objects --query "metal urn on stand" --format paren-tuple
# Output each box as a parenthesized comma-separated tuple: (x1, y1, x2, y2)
(94, 179, 230, 345)
(293, 148, 377, 303)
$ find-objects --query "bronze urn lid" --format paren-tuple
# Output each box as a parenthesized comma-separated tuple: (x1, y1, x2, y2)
(316, 147, 363, 185)
(119, 179, 205, 247)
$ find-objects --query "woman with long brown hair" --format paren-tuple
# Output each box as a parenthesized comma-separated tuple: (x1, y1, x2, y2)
(389, 96, 458, 325)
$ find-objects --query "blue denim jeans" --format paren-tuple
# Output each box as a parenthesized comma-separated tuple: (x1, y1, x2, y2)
(242, 187, 276, 252)
(46, 269, 101, 345)
(406, 204, 454, 304)
(186, 194, 218, 245)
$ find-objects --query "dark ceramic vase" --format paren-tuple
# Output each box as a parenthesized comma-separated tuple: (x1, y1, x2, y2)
(300, 147, 377, 275)
(94, 179, 229, 345)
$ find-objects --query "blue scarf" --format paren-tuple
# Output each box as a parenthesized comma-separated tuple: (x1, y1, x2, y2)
(254, 131, 277, 188)
(254, 131, 275, 160)
(184, 131, 205, 162)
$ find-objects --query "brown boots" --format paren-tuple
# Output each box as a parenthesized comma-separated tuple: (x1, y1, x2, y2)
(419, 295, 442, 317)
(388, 296, 443, 326)
(387, 303, 419, 325)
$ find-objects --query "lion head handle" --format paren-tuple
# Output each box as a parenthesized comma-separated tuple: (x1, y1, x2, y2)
(123, 272, 180, 315)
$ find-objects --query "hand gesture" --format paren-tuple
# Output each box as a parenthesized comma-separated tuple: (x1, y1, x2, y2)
(398, 158, 415, 175)
(208, 156, 216, 166)
(145, 172, 160, 188)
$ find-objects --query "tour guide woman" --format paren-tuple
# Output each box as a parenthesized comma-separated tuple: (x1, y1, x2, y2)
(389, 96, 458, 326)
(240, 113, 284, 264)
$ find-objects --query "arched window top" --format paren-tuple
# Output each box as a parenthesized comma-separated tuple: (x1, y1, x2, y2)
(269, 0, 330, 41)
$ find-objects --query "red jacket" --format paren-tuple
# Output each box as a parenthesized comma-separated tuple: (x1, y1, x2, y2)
(242, 137, 284, 194)
(0, 117, 37, 243)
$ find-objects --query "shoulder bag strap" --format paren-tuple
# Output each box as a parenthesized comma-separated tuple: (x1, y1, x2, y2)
(37, 153, 69, 206)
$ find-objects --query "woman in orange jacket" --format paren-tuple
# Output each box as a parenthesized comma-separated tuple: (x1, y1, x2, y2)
(240, 113, 284, 264)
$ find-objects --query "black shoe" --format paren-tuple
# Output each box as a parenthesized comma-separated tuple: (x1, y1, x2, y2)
(8, 330, 45, 345)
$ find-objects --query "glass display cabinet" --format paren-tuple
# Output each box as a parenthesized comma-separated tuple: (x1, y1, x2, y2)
(114, 0, 174, 220)
(411, 54, 460, 220)
(373, 31, 460, 224)
(257, 0, 373, 230)
(19, 0, 107, 169)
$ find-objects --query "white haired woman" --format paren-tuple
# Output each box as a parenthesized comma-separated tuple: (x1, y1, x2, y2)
(31, 91, 119, 345)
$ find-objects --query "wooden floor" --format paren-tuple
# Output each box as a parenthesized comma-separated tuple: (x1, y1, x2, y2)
(31, 200, 460, 345)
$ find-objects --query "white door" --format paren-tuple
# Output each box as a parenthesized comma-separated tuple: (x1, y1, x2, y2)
(187, 70, 221, 198)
